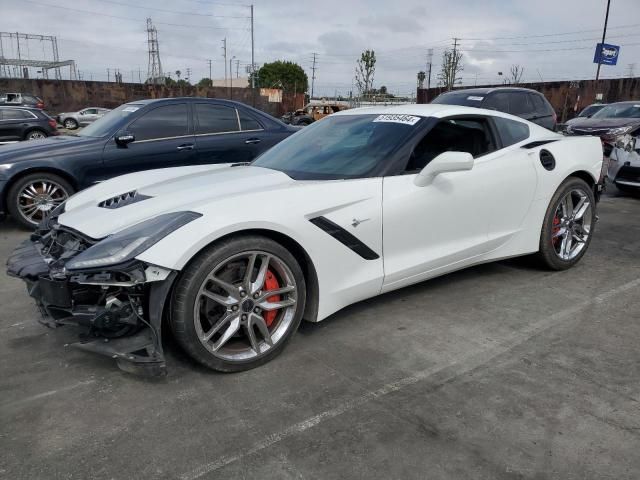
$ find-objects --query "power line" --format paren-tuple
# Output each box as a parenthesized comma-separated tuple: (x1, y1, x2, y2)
(91, 0, 250, 18)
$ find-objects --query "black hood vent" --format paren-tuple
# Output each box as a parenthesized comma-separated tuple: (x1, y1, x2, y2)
(98, 190, 151, 209)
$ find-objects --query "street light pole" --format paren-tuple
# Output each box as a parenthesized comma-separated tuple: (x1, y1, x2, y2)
(230, 56, 235, 99)
(595, 0, 611, 82)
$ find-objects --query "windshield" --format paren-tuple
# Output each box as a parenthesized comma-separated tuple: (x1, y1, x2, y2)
(78, 103, 143, 137)
(252, 114, 422, 180)
(431, 91, 487, 107)
(591, 103, 640, 119)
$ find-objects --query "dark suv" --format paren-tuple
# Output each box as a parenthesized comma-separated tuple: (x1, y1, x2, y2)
(0, 106, 58, 142)
(0, 97, 297, 228)
(432, 87, 557, 130)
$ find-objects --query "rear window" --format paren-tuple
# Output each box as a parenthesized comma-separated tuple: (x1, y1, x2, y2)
(508, 93, 535, 115)
(530, 94, 551, 115)
(431, 91, 486, 106)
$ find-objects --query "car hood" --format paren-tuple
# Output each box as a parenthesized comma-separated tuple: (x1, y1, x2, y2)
(565, 117, 640, 129)
(0, 135, 98, 163)
(60, 164, 299, 239)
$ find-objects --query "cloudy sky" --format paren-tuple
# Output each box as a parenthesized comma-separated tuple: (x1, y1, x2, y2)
(2, 0, 639, 96)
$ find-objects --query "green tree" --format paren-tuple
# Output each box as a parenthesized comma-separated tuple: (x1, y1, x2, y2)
(355, 49, 376, 96)
(197, 77, 213, 87)
(250, 61, 308, 93)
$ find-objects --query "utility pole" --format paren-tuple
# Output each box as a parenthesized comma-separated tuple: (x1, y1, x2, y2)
(221, 38, 227, 87)
(250, 5, 255, 86)
(207, 59, 212, 84)
(426, 48, 433, 90)
(310, 52, 318, 99)
(595, 0, 611, 82)
(235, 59, 240, 78)
(626, 63, 636, 78)
(186, 67, 192, 83)
(107, 68, 110, 82)
(230, 56, 236, 99)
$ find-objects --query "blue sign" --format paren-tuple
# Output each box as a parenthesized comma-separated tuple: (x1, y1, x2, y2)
(593, 43, 620, 65)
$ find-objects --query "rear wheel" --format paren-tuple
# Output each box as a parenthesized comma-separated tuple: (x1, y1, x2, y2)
(7, 172, 74, 229)
(63, 118, 78, 129)
(25, 129, 47, 140)
(170, 235, 306, 372)
(537, 177, 596, 270)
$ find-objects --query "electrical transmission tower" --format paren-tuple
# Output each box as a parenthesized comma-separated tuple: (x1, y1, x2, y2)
(146, 18, 164, 85)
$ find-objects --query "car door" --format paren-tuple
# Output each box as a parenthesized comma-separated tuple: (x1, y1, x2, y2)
(0, 108, 31, 141)
(193, 102, 267, 164)
(79, 108, 99, 126)
(100, 102, 196, 179)
(381, 115, 537, 292)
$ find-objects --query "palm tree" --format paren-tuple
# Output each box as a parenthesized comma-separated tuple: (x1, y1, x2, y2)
(175, 70, 181, 80)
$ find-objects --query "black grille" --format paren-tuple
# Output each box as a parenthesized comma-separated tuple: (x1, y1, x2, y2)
(309, 216, 379, 260)
(616, 166, 640, 183)
(98, 190, 151, 209)
(570, 128, 610, 136)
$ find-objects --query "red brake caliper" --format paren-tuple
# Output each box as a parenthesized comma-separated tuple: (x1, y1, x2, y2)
(552, 214, 561, 245)
(263, 270, 281, 327)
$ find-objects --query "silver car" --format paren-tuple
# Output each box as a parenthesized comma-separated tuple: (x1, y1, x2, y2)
(57, 107, 110, 130)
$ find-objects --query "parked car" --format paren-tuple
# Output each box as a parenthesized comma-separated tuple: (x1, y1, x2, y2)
(0, 92, 45, 109)
(281, 102, 349, 126)
(607, 132, 640, 193)
(564, 101, 640, 158)
(7, 104, 603, 375)
(0, 106, 58, 142)
(57, 107, 111, 130)
(0, 97, 298, 228)
(431, 87, 557, 130)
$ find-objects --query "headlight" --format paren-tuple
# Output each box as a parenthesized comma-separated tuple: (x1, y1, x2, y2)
(608, 126, 633, 137)
(565, 125, 573, 134)
(65, 211, 201, 270)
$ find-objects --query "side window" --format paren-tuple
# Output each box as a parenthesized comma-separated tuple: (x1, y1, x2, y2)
(128, 104, 189, 141)
(405, 117, 496, 172)
(483, 92, 509, 112)
(493, 117, 530, 147)
(508, 93, 534, 116)
(195, 104, 239, 134)
(84, 108, 98, 115)
(3, 109, 31, 120)
(238, 110, 262, 131)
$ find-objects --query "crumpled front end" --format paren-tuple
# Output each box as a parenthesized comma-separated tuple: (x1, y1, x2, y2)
(608, 134, 640, 191)
(6, 209, 177, 377)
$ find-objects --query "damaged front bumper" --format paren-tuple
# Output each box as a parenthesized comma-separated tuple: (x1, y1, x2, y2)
(7, 233, 177, 377)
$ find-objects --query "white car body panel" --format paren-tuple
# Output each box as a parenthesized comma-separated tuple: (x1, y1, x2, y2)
(58, 104, 603, 322)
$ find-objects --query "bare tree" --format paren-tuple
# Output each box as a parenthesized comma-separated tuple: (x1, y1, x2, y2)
(355, 50, 376, 97)
(509, 64, 524, 85)
(437, 49, 463, 91)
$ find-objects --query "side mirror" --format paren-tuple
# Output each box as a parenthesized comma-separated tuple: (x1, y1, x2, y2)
(414, 151, 474, 187)
(114, 131, 135, 146)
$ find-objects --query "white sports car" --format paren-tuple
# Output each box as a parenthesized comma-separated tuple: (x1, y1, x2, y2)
(7, 105, 603, 375)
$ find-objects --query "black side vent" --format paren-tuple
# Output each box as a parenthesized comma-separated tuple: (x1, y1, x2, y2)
(309, 216, 379, 260)
(98, 190, 151, 209)
(539, 149, 556, 171)
(522, 139, 558, 149)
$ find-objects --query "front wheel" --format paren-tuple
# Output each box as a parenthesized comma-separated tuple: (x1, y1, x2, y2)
(537, 177, 596, 270)
(170, 235, 306, 372)
(63, 118, 78, 129)
(25, 129, 47, 140)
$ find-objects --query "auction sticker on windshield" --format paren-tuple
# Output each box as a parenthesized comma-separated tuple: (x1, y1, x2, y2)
(373, 114, 421, 126)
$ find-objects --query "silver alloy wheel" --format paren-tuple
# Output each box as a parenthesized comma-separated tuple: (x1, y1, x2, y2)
(64, 119, 76, 129)
(27, 131, 46, 140)
(17, 180, 69, 225)
(193, 251, 298, 361)
(552, 187, 593, 261)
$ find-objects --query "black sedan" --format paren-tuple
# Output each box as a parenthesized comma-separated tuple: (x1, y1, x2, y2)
(0, 98, 298, 228)
(0, 106, 58, 142)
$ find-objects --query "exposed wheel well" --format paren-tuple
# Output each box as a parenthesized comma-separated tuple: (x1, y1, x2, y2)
(4, 168, 78, 206)
(568, 170, 596, 189)
(185, 229, 320, 323)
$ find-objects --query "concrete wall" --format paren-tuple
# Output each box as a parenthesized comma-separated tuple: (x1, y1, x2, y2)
(0, 78, 303, 117)
(418, 77, 640, 121)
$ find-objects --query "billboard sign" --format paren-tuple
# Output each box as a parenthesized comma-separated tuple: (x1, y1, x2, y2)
(593, 43, 620, 65)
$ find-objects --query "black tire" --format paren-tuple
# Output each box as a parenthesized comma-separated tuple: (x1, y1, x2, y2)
(536, 177, 596, 270)
(63, 118, 78, 129)
(24, 129, 48, 140)
(7, 172, 74, 229)
(170, 235, 306, 372)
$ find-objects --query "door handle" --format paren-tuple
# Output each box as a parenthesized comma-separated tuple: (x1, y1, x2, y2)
(245, 138, 261, 144)
(177, 144, 194, 151)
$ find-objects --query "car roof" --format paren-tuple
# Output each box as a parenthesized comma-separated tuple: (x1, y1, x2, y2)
(439, 87, 543, 95)
(0, 105, 40, 111)
(607, 100, 640, 106)
(124, 97, 249, 108)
